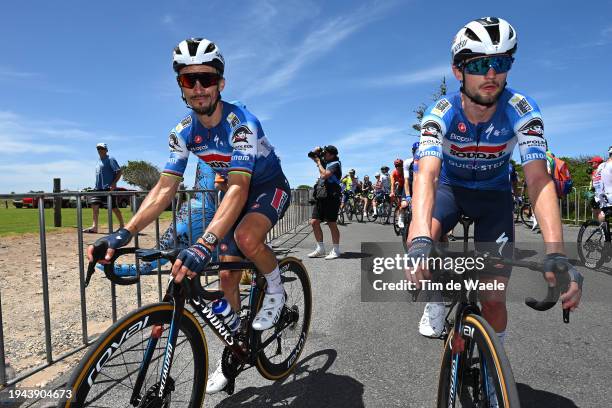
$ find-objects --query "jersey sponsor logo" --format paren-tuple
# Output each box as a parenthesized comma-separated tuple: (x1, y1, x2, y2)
(518, 118, 544, 138)
(194, 135, 203, 144)
(523, 152, 546, 161)
(431, 98, 451, 116)
(169, 132, 183, 152)
(208, 160, 231, 168)
(449, 133, 471, 143)
(231, 155, 250, 161)
(271, 188, 289, 216)
(234, 144, 254, 151)
(232, 125, 252, 144)
(421, 120, 442, 139)
(449, 143, 507, 160)
(226, 112, 240, 128)
(174, 115, 192, 133)
(458, 122, 466, 133)
(518, 139, 546, 148)
(510, 95, 533, 117)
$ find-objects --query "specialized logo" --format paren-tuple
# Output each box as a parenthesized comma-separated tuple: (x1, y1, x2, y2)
(421, 120, 442, 139)
(518, 118, 544, 138)
(483, 123, 495, 140)
(449, 143, 507, 160)
(431, 99, 451, 116)
(169, 132, 183, 152)
(496, 232, 509, 255)
(158, 342, 174, 396)
(226, 112, 240, 128)
(510, 95, 533, 117)
(458, 122, 466, 133)
(232, 125, 252, 144)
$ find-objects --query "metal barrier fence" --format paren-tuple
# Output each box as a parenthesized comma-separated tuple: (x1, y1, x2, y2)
(0, 188, 312, 387)
(558, 186, 595, 225)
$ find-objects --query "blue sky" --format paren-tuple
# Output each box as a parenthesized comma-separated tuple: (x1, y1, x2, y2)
(1, 0, 611, 193)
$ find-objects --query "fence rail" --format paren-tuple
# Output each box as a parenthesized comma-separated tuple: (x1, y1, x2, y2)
(0, 188, 313, 387)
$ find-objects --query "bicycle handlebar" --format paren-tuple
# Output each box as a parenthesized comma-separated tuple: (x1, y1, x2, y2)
(430, 246, 571, 321)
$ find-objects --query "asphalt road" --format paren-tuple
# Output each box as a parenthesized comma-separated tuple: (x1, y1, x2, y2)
(203, 219, 612, 407)
(51, 218, 612, 408)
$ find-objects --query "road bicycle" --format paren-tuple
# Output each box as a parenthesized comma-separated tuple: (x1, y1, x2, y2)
(369, 193, 392, 224)
(63, 244, 312, 407)
(577, 208, 612, 269)
(422, 245, 571, 408)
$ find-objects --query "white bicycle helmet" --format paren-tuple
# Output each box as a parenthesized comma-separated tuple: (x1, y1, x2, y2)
(451, 17, 517, 65)
(173, 38, 225, 75)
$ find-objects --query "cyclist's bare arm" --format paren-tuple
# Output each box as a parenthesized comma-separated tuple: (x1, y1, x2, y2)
(404, 176, 410, 197)
(523, 160, 581, 308)
(408, 156, 440, 241)
(87, 174, 180, 262)
(523, 160, 563, 247)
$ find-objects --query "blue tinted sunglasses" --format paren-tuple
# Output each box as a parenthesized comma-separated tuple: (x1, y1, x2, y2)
(463, 55, 514, 75)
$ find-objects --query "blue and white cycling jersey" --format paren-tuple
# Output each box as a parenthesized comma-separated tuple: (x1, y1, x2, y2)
(162, 101, 284, 186)
(418, 88, 547, 190)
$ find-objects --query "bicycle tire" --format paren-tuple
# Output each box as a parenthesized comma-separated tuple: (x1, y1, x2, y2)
(347, 202, 354, 221)
(64, 303, 207, 408)
(520, 204, 533, 229)
(577, 220, 606, 269)
(355, 201, 364, 223)
(255, 257, 312, 380)
(382, 202, 391, 225)
(392, 208, 401, 236)
(437, 314, 519, 408)
(337, 209, 345, 225)
(401, 210, 411, 253)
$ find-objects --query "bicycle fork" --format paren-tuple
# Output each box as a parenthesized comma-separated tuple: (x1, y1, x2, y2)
(129, 282, 186, 406)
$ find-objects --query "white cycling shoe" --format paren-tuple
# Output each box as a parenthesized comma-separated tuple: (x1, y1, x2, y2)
(252, 292, 285, 331)
(308, 247, 325, 258)
(418, 302, 445, 337)
(206, 360, 228, 394)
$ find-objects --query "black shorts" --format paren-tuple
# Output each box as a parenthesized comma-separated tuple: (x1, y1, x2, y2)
(312, 194, 341, 223)
(88, 190, 119, 208)
(433, 183, 514, 277)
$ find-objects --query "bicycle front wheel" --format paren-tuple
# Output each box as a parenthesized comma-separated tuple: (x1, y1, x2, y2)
(64, 303, 208, 408)
(520, 204, 533, 228)
(255, 257, 312, 380)
(577, 220, 606, 269)
(437, 314, 519, 408)
(355, 201, 364, 222)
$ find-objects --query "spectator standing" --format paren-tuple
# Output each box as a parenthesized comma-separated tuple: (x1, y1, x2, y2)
(83, 143, 125, 233)
(308, 145, 342, 259)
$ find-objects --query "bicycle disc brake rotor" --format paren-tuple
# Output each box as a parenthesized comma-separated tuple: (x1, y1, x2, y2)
(137, 377, 174, 408)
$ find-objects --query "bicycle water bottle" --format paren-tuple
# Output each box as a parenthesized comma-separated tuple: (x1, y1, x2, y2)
(212, 298, 241, 334)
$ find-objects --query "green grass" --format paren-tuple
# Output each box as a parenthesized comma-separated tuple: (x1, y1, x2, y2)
(0, 207, 173, 236)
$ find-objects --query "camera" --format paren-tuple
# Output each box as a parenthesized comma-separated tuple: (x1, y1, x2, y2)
(307, 146, 324, 160)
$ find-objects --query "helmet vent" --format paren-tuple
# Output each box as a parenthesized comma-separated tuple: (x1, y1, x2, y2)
(484, 25, 500, 45)
(205, 42, 216, 53)
(464, 28, 480, 42)
(187, 40, 200, 56)
(508, 26, 515, 40)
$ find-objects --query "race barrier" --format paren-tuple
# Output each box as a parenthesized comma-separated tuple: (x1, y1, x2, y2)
(0, 188, 313, 387)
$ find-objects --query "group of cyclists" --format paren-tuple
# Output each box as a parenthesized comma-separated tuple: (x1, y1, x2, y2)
(338, 141, 420, 226)
(81, 15, 590, 405)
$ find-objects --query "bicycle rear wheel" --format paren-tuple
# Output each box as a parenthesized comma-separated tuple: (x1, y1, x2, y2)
(437, 314, 519, 408)
(355, 200, 364, 222)
(255, 257, 312, 380)
(337, 208, 345, 225)
(392, 208, 401, 236)
(347, 202, 354, 221)
(577, 220, 606, 269)
(64, 304, 207, 407)
(520, 204, 533, 228)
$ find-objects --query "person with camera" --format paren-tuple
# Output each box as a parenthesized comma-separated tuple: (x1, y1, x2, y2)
(308, 145, 342, 260)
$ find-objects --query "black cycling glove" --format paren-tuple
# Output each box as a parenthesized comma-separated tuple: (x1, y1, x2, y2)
(94, 228, 133, 250)
(544, 253, 584, 290)
(177, 243, 213, 275)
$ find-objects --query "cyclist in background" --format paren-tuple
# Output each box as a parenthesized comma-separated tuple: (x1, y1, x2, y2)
(340, 169, 358, 212)
(399, 142, 420, 230)
(406, 18, 582, 344)
(587, 156, 604, 221)
(390, 159, 404, 224)
(87, 38, 291, 394)
(380, 165, 391, 195)
(361, 175, 373, 217)
(599, 146, 612, 216)
(372, 172, 384, 216)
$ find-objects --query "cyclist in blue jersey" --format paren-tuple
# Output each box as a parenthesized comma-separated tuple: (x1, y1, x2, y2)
(88, 38, 291, 394)
(405, 17, 583, 341)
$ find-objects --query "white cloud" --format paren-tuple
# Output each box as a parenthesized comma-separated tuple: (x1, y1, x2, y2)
(365, 64, 451, 87)
(0, 66, 40, 80)
(241, 2, 397, 98)
(333, 126, 404, 150)
(161, 14, 175, 25)
(541, 101, 612, 149)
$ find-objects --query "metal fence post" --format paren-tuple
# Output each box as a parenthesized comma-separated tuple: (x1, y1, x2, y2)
(53, 178, 61, 227)
(37, 197, 53, 363)
(76, 195, 89, 345)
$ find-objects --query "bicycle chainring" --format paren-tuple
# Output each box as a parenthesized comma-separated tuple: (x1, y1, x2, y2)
(221, 345, 244, 380)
